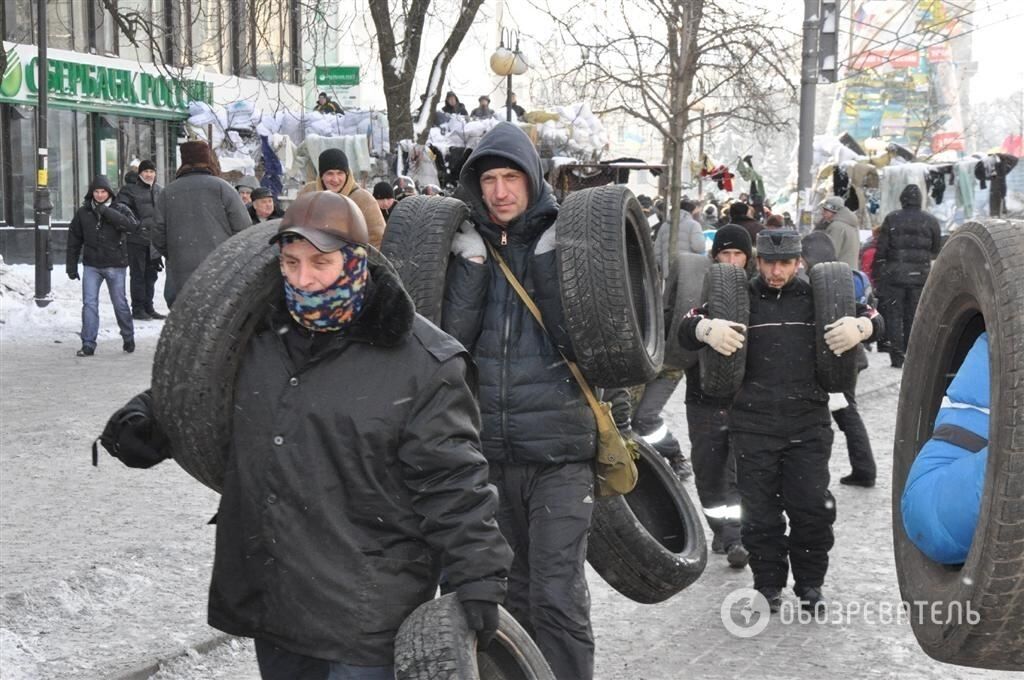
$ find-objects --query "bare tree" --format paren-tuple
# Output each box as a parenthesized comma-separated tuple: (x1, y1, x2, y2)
(367, 0, 486, 149)
(529, 0, 799, 261)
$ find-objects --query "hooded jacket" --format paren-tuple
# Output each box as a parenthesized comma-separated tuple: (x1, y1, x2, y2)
(117, 175, 163, 246)
(442, 122, 597, 464)
(819, 205, 860, 271)
(299, 173, 386, 249)
(209, 258, 511, 664)
(902, 333, 989, 564)
(66, 176, 139, 270)
(872, 185, 942, 288)
(152, 169, 251, 305)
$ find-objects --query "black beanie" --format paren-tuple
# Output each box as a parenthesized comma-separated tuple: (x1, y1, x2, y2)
(138, 159, 156, 173)
(729, 202, 750, 219)
(372, 181, 394, 199)
(711, 224, 753, 260)
(472, 154, 525, 178)
(318, 148, 350, 178)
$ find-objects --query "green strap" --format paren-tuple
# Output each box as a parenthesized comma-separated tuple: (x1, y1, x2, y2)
(483, 241, 607, 421)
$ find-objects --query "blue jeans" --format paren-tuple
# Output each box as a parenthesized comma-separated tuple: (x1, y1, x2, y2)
(80, 265, 134, 348)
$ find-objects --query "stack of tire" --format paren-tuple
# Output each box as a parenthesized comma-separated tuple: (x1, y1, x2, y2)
(891, 218, 1024, 671)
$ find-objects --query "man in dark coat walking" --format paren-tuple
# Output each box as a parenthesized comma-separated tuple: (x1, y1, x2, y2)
(100, 192, 512, 679)
(66, 175, 139, 356)
(442, 122, 596, 679)
(117, 159, 165, 320)
(153, 141, 251, 307)
(679, 229, 883, 612)
(872, 184, 941, 368)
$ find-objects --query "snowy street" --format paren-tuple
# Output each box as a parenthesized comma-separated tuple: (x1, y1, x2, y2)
(0, 263, 1016, 679)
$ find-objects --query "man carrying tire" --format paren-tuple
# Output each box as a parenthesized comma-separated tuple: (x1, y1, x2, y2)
(442, 122, 597, 679)
(100, 192, 513, 680)
(678, 229, 883, 612)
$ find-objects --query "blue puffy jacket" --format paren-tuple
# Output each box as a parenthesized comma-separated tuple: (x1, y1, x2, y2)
(901, 333, 989, 564)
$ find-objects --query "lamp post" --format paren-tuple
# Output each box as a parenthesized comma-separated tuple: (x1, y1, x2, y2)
(490, 31, 528, 122)
(34, 0, 52, 308)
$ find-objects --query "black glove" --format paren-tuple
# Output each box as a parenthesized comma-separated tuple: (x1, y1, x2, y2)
(67, 268, 79, 280)
(152, 257, 164, 272)
(461, 599, 499, 650)
(98, 390, 171, 469)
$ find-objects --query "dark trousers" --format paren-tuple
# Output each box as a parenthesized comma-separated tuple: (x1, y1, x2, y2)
(127, 242, 160, 312)
(254, 640, 394, 680)
(686, 401, 741, 548)
(491, 461, 595, 680)
(879, 285, 923, 360)
(732, 427, 836, 591)
(606, 372, 684, 457)
(831, 384, 875, 479)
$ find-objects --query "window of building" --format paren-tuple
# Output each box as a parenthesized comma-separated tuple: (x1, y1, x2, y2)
(118, 0, 158, 64)
(48, 108, 83, 223)
(4, 105, 35, 228)
(2, 0, 35, 44)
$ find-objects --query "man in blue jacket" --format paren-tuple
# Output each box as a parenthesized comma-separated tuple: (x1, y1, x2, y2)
(442, 123, 596, 679)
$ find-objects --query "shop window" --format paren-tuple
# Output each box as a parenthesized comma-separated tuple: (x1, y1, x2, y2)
(48, 108, 80, 223)
(5, 105, 35, 228)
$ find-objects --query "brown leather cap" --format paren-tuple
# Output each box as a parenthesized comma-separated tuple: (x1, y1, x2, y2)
(270, 191, 369, 251)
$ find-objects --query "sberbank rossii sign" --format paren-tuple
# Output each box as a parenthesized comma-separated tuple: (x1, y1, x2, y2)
(1, 42, 212, 120)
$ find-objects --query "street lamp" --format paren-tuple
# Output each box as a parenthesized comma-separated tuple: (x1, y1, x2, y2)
(490, 31, 528, 122)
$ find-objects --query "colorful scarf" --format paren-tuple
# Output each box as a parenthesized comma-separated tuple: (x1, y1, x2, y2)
(282, 240, 369, 332)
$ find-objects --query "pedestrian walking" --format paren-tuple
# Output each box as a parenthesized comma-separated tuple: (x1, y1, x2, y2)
(728, 201, 763, 241)
(299, 149, 386, 249)
(66, 176, 139, 356)
(801, 231, 877, 487)
(153, 140, 251, 307)
(99, 192, 512, 679)
(117, 159, 166, 320)
(442, 122, 596, 679)
(872, 185, 941, 368)
(679, 229, 883, 612)
(816, 196, 861, 271)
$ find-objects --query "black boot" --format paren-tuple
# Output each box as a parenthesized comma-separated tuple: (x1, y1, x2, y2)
(145, 307, 167, 320)
(132, 309, 152, 320)
(76, 345, 95, 357)
(726, 543, 749, 569)
(840, 473, 876, 488)
(794, 586, 826, 612)
(758, 587, 782, 613)
(123, 338, 136, 353)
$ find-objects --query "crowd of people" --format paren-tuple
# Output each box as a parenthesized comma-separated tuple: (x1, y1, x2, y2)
(74, 111, 947, 679)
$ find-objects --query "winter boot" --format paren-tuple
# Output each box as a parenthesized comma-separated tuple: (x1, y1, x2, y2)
(666, 453, 693, 480)
(758, 587, 782, 613)
(145, 307, 167, 320)
(132, 309, 152, 320)
(123, 338, 136, 354)
(840, 473, 876, 488)
(794, 586, 826, 612)
(726, 543, 749, 569)
(76, 345, 95, 357)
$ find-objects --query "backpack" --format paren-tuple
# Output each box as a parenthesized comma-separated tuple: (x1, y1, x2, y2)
(852, 269, 874, 306)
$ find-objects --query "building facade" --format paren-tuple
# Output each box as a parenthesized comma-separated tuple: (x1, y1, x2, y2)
(0, 0, 303, 259)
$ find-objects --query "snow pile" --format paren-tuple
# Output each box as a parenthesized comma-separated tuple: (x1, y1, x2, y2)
(0, 260, 167, 344)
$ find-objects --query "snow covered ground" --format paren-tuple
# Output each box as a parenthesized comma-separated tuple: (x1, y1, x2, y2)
(1, 261, 1017, 679)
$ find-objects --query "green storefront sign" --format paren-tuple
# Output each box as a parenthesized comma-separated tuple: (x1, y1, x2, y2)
(315, 66, 360, 87)
(1, 44, 212, 120)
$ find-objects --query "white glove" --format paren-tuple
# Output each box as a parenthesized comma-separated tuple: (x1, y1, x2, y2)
(696, 318, 746, 356)
(824, 316, 872, 355)
(451, 222, 486, 262)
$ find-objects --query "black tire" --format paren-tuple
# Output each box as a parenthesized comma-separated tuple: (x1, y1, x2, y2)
(892, 219, 1024, 671)
(697, 264, 749, 397)
(152, 222, 393, 492)
(380, 196, 469, 324)
(809, 261, 858, 393)
(556, 185, 664, 388)
(663, 253, 711, 371)
(586, 439, 708, 603)
(394, 594, 555, 680)
(151, 221, 283, 492)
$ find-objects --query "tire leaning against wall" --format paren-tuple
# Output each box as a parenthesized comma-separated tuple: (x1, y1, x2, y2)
(663, 252, 711, 372)
(393, 594, 555, 680)
(809, 261, 858, 393)
(891, 219, 1024, 671)
(586, 439, 708, 604)
(380, 196, 469, 324)
(697, 263, 749, 398)
(556, 184, 664, 388)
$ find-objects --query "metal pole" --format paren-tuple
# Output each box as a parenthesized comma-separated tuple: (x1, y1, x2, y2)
(796, 0, 820, 230)
(506, 73, 512, 122)
(34, 0, 53, 307)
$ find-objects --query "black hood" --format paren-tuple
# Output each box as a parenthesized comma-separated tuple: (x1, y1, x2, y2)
(85, 175, 115, 202)
(899, 184, 922, 208)
(458, 122, 558, 244)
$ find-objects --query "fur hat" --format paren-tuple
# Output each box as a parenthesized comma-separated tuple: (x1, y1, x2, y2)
(176, 141, 218, 178)
(711, 224, 753, 260)
(756, 229, 802, 261)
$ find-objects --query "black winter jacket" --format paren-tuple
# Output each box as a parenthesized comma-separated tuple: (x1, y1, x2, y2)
(442, 122, 597, 465)
(873, 185, 941, 288)
(66, 178, 139, 270)
(680, 274, 882, 435)
(117, 178, 163, 245)
(209, 261, 512, 665)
